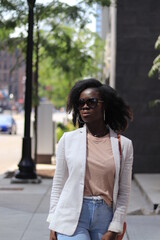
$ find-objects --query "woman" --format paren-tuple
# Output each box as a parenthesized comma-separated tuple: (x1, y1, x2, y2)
(47, 78, 133, 240)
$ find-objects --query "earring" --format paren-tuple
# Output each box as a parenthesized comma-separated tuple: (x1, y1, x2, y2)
(78, 114, 85, 124)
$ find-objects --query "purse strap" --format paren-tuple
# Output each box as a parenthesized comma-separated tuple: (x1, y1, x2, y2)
(118, 134, 122, 158)
(118, 134, 122, 177)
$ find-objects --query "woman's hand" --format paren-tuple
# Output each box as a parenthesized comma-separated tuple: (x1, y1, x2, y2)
(50, 230, 57, 240)
(101, 231, 118, 240)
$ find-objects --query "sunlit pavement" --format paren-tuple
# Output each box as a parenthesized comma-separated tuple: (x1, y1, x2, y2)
(0, 174, 160, 240)
(0, 111, 70, 175)
(0, 135, 22, 175)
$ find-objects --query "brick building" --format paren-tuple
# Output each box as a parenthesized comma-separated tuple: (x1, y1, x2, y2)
(0, 48, 25, 109)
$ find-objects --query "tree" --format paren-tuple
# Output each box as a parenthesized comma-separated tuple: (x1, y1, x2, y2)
(39, 27, 105, 107)
(0, 0, 110, 97)
(0, 0, 110, 84)
(1, 0, 110, 177)
(0, 0, 28, 48)
(148, 35, 160, 107)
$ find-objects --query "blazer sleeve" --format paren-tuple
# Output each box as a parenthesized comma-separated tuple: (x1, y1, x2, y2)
(108, 139, 133, 233)
(47, 133, 68, 223)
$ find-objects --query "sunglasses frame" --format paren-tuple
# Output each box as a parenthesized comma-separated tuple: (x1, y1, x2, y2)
(77, 97, 103, 110)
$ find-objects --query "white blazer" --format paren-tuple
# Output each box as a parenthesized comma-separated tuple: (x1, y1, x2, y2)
(47, 125, 133, 235)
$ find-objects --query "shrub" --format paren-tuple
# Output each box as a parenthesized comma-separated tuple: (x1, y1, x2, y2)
(56, 121, 76, 142)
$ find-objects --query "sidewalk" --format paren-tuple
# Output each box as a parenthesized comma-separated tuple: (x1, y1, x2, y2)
(0, 169, 160, 240)
(0, 171, 52, 240)
(126, 174, 160, 240)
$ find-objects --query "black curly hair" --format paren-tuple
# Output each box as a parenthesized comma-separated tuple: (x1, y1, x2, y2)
(67, 78, 133, 132)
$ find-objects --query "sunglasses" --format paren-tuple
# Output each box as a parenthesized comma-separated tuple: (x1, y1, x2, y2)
(77, 98, 103, 110)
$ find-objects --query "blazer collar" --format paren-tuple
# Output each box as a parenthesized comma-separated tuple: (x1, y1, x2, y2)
(79, 124, 86, 133)
(109, 127, 120, 175)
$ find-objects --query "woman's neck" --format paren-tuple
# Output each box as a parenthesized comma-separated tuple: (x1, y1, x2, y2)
(86, 123, 109, 137)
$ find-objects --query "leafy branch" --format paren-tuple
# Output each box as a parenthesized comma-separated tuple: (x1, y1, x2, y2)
(148, 35, 160, 107)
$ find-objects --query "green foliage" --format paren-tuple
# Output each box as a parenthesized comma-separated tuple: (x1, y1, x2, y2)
(0, 0, 28, 36)
(149, 99, 160, 108)
(56, 121, 76, 142)
(38, 26, 105, 108)
(0, 0, 107, 108)
(0, 0, 27, 55)
(148, 35, 160, 107)
(83, 0, 111, 7)
(155, 35, 160, 50)
(148, 56, 160, 79)
(148, 35, 160, 79)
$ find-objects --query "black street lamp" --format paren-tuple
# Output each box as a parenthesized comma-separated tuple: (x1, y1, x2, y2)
(12, 0, 41, 183)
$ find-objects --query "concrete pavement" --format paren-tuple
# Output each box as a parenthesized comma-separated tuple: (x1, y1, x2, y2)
(0, 176, 51, 240)
(126, 174, 160, 240)
(134, 174, 160, 211)
(126, 215, 160, 240)
(0, 169, 160, 240)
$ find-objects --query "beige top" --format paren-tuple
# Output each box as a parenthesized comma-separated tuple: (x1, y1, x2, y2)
(84, 133, 115, 207)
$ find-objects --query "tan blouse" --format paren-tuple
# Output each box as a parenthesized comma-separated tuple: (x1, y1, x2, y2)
(84, 133, 115, 207)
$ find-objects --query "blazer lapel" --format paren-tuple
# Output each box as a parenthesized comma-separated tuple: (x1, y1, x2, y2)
(79, 125, 87, 183)
(109, 128, 120, 178)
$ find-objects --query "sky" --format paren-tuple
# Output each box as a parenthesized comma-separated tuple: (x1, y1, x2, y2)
(37, 0, 96, 32)
(10, 0, 96, 37)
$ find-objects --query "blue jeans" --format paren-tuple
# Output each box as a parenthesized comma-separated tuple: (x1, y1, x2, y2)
(57, 197, 113, 240)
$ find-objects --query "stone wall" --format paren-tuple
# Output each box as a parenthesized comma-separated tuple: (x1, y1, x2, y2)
(116, 0, 160, 173)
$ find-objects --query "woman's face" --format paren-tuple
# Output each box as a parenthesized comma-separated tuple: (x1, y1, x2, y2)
(78, 88, 104, 125)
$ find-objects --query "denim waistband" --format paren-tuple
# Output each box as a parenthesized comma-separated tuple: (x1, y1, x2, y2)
(84, 196, 103, 201)
(83, 196, 113, 209)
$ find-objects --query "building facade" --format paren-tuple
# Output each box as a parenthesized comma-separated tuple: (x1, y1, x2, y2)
(115, 0, 160, 173)
(0, 49, 25, 110)
(96, 0, 160, 173)
(96, 4, 110, 40)
(96, 4, 112, 83)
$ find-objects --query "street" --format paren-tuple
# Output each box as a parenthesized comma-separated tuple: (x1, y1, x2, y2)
(0, 110, 69, 175)
(0, 112, 24, 175)
(0, 135, 22, 175)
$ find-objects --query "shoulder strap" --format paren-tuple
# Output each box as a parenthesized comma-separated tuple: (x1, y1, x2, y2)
(118, 134, 121, 158)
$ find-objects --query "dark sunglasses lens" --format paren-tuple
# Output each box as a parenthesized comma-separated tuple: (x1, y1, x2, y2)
(87, 98, 98, 108)
(78, 99, 85, 108)
(78, 98, 98, 109)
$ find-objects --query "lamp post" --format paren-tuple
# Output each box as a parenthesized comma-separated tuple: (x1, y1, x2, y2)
(12, 0, 41, 183)
(9, 93, 14, 116)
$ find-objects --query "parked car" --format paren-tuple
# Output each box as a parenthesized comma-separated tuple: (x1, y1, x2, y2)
(0, 114, 17, 135)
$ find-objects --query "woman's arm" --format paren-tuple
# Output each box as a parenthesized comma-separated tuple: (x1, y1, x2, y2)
(47, 134, 68, 222)
(108, 139, 134, 233)
(101, 231, 118, 240)
(50, 230, 57, 240)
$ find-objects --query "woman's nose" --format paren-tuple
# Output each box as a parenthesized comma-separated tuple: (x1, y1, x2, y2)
(81, 103, 89, 109)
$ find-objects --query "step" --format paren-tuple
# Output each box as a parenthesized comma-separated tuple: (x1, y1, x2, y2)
(127, 180, 153, 215)
(134, 174, 160, 211)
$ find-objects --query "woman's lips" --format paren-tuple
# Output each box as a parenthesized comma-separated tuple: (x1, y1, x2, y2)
(81, 112, 90, 117)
